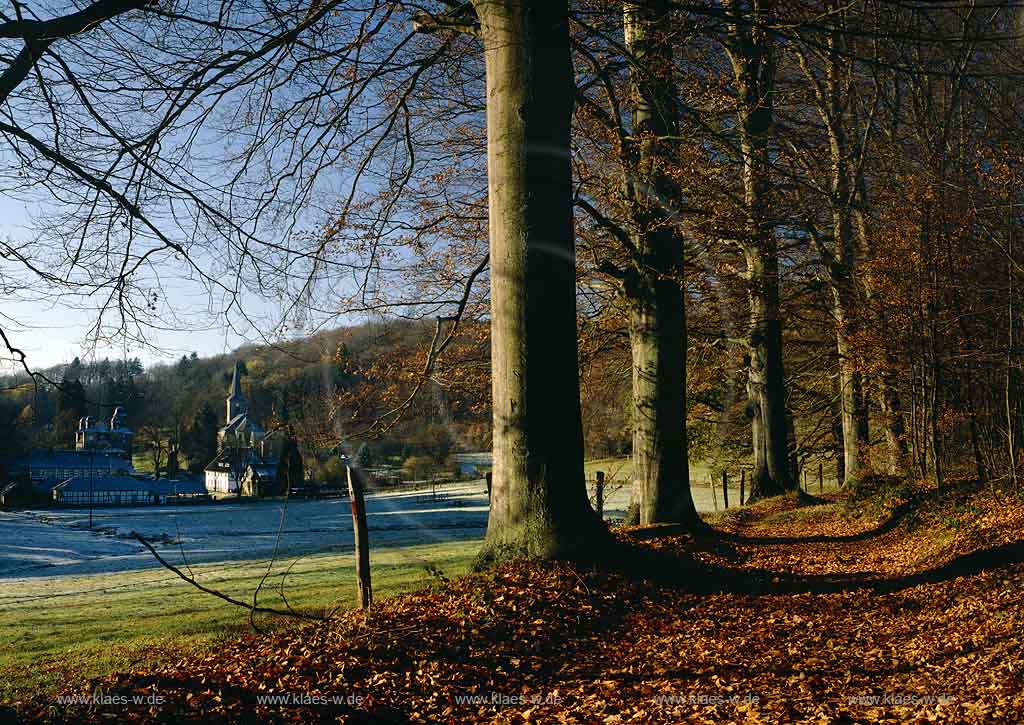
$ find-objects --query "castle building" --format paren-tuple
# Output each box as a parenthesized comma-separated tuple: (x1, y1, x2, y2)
(204, 361, 279, 495)
(7, 406, 136, 501)
(75, 406, 134, 455)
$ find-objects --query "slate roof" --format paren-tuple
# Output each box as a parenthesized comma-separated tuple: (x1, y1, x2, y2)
(153, 479, 208, 497)
(221, 413, 265, 436)
(53, 475, 154, 493)
(49, 476, 207, 497)
(228, 360, 245, 401)
(205, 448, 275, 473)
(10, 450, 134, 476)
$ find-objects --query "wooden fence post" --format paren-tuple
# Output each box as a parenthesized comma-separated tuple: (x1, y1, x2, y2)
(722, 470, 729, 509)
(346, 465, 372, 609)
(595, 470, 605, 518)
(740, 469, 745, 506)
(819, 462, 823, 493)
(710, 473, 718, 511)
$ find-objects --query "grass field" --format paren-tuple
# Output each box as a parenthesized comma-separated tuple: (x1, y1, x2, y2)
(0, 540, 479, 702)
(584, 456, 715, 483)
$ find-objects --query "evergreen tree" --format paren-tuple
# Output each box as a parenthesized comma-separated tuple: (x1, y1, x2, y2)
(355, 442, 373, 469)
(184, 402, 219, 473)
(277, 437, 305, 493)
(54, 372, 87, 444)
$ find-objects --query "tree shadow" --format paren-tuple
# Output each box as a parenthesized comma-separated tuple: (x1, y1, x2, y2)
(714, 484, 983, 546)
(717, 496, 916, 545)
(611, 535, 1024, 597)
(768, 539, 1024, 595)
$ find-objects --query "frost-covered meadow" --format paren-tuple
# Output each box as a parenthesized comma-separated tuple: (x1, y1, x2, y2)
(0, 475, 763, 581)
(0, 481, 491, 579)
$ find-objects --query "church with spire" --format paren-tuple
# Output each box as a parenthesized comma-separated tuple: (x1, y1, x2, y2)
(203, 361, 280, 495)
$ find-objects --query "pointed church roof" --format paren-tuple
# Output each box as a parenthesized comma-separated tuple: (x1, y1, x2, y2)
(228, 360, 245, 400)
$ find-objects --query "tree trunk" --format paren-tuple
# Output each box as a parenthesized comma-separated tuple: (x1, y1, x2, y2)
(831, 196, 863, 485)
(628, 278, 698, 524)
(622, 0, 700, 526)
(746, 267, 791, 499)
(832, 369, 846, 485)
(725, 0, 793, 499)
(852, 194, 908, 475)
(474, 0, 604, 562)
(877, 368, 908, 475)
(834, 302, 863, 485)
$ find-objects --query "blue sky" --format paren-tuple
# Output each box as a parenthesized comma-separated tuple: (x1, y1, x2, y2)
(0, 194, 273, 372)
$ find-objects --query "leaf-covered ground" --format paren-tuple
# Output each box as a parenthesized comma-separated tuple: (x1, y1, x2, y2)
(10, 486, 1024, 723)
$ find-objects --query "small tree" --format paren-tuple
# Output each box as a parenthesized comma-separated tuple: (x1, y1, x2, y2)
(319, 458, 345, 488)
(355, 442, 373, 470)
(277, 437, 305, 493)
(402, 455, 434, 482)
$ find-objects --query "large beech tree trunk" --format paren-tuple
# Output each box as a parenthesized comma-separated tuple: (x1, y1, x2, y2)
(474, 0, 604, 562)
(725, 0, 794, 499)
(623, 0, 700, 527)
(827, 132, 867, 486)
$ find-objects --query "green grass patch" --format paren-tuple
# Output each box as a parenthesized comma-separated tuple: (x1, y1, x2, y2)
(583, 457, 631, 481)
(0, 540, 479, 703)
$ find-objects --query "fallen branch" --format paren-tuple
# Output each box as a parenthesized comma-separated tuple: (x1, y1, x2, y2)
(132, 532, 324, 622)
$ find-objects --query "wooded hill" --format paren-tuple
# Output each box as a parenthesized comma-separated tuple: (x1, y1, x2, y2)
(0, 320, 497, 478)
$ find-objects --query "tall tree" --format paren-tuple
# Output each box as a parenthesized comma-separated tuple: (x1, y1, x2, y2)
(55, 361, 88, 443)
(184, 402, 219, 474)
(722, 0, 794, 498)
(619, 0, 701, 525)
(793, 7, 870, 487)
(468, 0, 606, 561)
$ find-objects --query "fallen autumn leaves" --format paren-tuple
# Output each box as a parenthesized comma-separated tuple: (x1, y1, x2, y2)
(10, 486, 1024, 724)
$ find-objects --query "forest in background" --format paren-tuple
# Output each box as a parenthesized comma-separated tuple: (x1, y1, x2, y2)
(5, 2, 1024, 720)
(0, 320, 495, 480)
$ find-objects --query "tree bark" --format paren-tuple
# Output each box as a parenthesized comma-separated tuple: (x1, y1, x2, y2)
(830, 175, 865, 485)
(797, 17, 869, 488)
(834, 295, 864, 485)
(832, 368, 846, 485)
(622, 0, 700, 526)
(724, 0, 794, 499)
(474, 0, 605, 562)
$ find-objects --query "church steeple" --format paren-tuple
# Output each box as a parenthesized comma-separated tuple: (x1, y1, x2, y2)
(226, 360, 247, 422)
